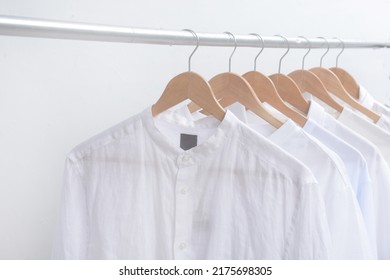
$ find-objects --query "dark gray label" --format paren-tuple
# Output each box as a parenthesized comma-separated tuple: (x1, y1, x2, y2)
(180, 133, 198, 150)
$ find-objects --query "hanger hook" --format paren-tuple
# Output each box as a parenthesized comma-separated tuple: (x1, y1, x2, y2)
(182, 29, 199, 72)
(224, 31, 237, 72)
(249, 33, 264, 71)
(274, 35, 290, 74)
(317, 37, 330, 67)
(298, 36, 311, 70)
(333, 37, 345, 67)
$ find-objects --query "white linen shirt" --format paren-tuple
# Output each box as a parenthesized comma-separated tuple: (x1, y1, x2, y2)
(52, 107, 330, 260)
(177, 104, 373, 259)
(217, 104, 375, 245)
(243, 112, 373, 259)
(302, 119, 376, 254)
(307, 99, 390, 259)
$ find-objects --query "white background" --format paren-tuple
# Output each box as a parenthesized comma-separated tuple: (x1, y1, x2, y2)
(1, 0, 390, 259)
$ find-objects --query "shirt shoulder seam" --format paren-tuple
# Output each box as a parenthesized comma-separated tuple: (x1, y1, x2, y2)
(66, 114, 143, 163)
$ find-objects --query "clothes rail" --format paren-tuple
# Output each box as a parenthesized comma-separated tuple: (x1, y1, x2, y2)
(0, 15, 389, 49)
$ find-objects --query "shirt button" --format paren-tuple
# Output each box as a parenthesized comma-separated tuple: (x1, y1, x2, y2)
(182, 154, 191, 162)
(179, 243, 187, 250)
(177, 154, 195, 167)
(180, 188, 187, 195)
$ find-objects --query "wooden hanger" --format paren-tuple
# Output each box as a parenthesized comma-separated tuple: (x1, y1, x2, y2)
(268, 35, 310, 115)
(330, 67, 360, 99)
(152, 71, 225, 120)
(151, 29, 225, 121)
(188, 32, 284, 128)
(209, 72, 284, 128)
(241, 33, 307, 127)
(244, 71, 307, 127)
(287, 36, 344, 113)
(188, 72, 284, 128)
(289, 69, 344, 113)
(329, 38, 360, 99)
(269, 74, 310, 115)
(309, 37, 380, 122)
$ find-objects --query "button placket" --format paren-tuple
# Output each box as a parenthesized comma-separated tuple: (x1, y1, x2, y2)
(173, 153, 196, 259)
(177, 153, 195, 167)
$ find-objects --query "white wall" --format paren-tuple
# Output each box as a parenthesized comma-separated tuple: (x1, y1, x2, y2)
(1, 0, 390, 259)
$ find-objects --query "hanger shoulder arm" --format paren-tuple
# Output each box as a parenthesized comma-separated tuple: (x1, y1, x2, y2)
(288, 69, 344, 113)
(152, 72, 191, 116)
(329, 67, 360, 99)
(244, 71, 307, 127)
(269, 73, 309, 114)
(153, 72, 225, 121)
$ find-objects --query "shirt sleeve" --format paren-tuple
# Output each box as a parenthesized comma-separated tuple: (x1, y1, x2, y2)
(283, 182, 331, 260)
(52, 157, 88, 259)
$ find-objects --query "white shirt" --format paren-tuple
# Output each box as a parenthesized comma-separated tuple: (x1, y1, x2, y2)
(219, 104, 375, 246)
(243, 111, 373, 259)
(302, 118, 376, 254)
(307, 99, 390, 259)
(178, 104, 373, 259)
(53, 107, 330, 260)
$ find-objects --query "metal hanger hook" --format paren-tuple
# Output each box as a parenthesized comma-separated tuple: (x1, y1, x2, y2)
(224, 31, 237, 72)
(274, 35, 290, 74)
(249, 33, 264, 71)
(298, 36, 311, 70)
(333, 37, 345, 67)
(317, 37, 330, 67)
(182, 29, 199, 72)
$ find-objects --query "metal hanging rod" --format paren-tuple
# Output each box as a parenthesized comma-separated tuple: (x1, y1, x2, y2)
(0, 15, 389, 49)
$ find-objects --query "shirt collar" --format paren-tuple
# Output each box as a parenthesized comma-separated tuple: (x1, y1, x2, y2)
(306, 99, 328, 125)
(358, 85, 375, 109)
(268, 119, 301, 144)
(176, 105, 200, 122)
(190, 102, 248, 124)
(226, 102, 248, 123)
(302, 118, 323, 135)
(337, 106, 357, 122)
(141, 106, 237, 163)
(245, 109, 300, 144)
